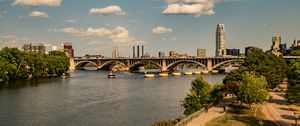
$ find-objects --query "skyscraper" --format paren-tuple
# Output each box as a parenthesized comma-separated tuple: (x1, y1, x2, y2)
(271, 36, 281, 56)
(216, 24, 226, 56)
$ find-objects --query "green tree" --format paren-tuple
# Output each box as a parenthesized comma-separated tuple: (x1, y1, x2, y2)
(182, 77, 211, 115)
(237, 73, 268, 105)
(210, 84, 224, 104)
(285, 85, 300, 103)
(223, 67, 249, 95)
(285, 59, 300, 103)
(242, 48, 287, 89)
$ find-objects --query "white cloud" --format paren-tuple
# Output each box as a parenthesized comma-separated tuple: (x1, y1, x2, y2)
(12, 0, 62, 6)
(0, 35, 30, 48)
(29, 11, 49, 18)
(163, 0, 215, 17)
(110, 26, 134, 43)
(65, 19, 77, 23)
(89, 5, 126, 15)
(88, 40, 104, 45)
(51, 26, 135, 43)
(152, 26, 172, 34)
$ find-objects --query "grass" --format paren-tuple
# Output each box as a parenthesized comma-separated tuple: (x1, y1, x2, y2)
(288, 103, 300, 113)
(205, 103, 277, 126)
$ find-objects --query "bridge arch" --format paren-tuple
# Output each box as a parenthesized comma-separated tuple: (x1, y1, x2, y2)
(166, 60, 207, 70)
(75, 61, 98, 69)
(129, 60, 162, 70)
(98, 60, 128, 70)
(212, 59, 244, 70)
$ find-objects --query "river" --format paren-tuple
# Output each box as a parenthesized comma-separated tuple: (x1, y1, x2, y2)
(0, 70, 225, 126)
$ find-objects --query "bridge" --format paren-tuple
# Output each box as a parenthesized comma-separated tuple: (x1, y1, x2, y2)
(70, 56, 246, 71)
(69, 56, 300, 71)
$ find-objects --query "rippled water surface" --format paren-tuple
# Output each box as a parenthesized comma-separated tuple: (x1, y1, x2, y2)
(0, 71, 225, 126)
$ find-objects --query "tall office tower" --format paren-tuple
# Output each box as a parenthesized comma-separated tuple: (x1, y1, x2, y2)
(137, 45, 140, 58)
(133, 46, 136, 58)
(158, 51, 165, 58)
(197, 48, 206, 57)
(63, 42, 74, 58)
(216, 24, 226, 56)
(271, 36, 281, 56)
(142, 45, 144, 57)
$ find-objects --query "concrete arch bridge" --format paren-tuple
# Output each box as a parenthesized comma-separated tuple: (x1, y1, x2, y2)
(70, 57, 245, 72)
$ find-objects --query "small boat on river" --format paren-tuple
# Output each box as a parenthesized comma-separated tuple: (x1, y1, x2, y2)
(108, 71, 116, 78)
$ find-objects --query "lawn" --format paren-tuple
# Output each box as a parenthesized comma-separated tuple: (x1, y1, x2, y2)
(288, 104, 300, 113)
(205, 104, 277, 126)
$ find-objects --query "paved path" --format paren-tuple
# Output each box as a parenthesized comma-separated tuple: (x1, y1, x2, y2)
(262, 92, 297, 126)
(186, 100, 228, 126)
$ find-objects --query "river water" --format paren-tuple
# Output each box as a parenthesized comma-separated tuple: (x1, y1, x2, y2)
(0, 70, 225, 126)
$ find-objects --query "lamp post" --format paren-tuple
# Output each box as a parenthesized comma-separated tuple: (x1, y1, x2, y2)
(295, 112, 299, 126)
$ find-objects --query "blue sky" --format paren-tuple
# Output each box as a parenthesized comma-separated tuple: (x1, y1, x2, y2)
(0, 0, 300, 57)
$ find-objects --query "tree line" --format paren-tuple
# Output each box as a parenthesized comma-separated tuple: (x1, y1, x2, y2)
(182, 47, 300, 116)
(0, 47, 70, 81)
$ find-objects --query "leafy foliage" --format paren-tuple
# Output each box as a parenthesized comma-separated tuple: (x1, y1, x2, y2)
(242, 49, 287, 89)
(285, 59, 300, 103)
(210, 84, 224, 104)
(0, 48, 70, 81)
(182, 77, 211, 115)
(151, 118, 181, 126)
(224, 48, 287, 90)
(237, 73, 268, 104)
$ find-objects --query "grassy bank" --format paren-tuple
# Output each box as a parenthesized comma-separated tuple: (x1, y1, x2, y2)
(205, 104, 277, 126)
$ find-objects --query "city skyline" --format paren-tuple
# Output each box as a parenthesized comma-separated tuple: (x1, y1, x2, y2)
(0, 0, 300, 57)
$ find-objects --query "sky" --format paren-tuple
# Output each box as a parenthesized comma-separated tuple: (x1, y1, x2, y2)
(0, 0, 300, 57)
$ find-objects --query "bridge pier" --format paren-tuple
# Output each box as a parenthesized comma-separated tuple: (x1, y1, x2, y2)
(161, 59, 168, 72)
(207, 59, 212, 72)
(69, 58, 76, 70)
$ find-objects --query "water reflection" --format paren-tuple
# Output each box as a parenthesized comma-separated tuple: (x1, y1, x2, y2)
(0, 70, 225, 126)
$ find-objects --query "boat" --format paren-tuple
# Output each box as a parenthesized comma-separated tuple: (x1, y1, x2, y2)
(212, 70, 219, 74)
(202, 70, 209, 74)
(61, 72, 69, 79)
(172, 72, 181, 76)
(108, 71, 116, 78)
(193, 71, 201, 74)
(158, 73, 169, 77)
(144, 74, 155, 78)
(183, 72, 193, 75)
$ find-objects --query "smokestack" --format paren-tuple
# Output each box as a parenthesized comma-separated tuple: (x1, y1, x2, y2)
(137, 45, 140, 58)
(133, 46, 135, 58)
(142, 45, 144, 57)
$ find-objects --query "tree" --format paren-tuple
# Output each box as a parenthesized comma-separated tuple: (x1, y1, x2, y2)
(182, 77, 211, 115)
(223, 67, 248, 95)
(241, 48, 287, 89)
(285, 85, 300, 103)
(237, 73, 268, 105)
(210, 84, 224, 104)
(285, 59, 300, 103)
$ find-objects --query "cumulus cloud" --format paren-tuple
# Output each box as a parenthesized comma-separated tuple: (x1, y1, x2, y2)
(51, 26, 134, 43)
(65, 19, 77, 23)
(12, 0, 62, 6)
(29, 11, 49, 18)
(89, 5, 126, 15)
(0, 35, 30, 48)
(152, 26, 172, 34)
(163, 0, 215, 17)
